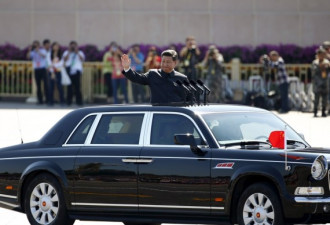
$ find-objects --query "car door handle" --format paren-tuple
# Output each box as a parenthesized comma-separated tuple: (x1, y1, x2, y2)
(122, 158, 153, 164)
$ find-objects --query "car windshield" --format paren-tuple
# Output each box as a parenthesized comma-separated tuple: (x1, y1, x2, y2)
(201, 111, 309, 149)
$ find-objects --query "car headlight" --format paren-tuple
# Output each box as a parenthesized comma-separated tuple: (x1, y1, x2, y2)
(311, 155, 328, 180)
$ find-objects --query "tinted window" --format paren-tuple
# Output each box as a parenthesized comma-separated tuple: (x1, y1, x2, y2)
(67, 115, 96, 144)
(202, 112, 307, 146)
(91, 114, 144, 144)
(151, 114, 202, 145)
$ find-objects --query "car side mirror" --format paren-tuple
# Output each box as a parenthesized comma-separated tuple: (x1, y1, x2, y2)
(174, 134, 206, 156)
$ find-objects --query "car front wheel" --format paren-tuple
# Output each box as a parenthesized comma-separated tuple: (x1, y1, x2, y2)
(24, 173, 74, 225)
(237, 183, 284, 225)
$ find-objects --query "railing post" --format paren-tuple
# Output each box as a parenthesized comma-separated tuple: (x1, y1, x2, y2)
(231, 58, 241, 81)
(26, 66, 37, 103)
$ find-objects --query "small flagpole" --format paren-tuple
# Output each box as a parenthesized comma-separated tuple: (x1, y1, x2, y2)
(284, 125, 290, 171)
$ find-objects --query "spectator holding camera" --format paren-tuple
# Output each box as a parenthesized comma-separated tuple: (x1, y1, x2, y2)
(129, 44, 145, 103)
(202, 45, 224, 103)
(144, 46, 161, 71)
(322, 41, 330, 114)
(47, 42, 65, 106)
(180, 36, 201, 80)
(102, 42, 121, 103)
(62, 41, 85, 106)
(312, 47, 329, 117)
(27, 40, 49, 105)
(263, 51, 289, 113)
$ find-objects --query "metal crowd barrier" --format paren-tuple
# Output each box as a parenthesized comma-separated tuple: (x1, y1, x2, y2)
(0, 60, 312, 105)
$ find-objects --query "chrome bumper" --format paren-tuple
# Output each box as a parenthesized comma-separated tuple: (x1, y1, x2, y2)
(295, 197, 330, 203)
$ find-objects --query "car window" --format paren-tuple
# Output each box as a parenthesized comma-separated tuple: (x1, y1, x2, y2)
(67, 115, 96, 144)
(202, 112, 307, 146)
(91, 114, 144, 145)
(151, 114, 202, 145)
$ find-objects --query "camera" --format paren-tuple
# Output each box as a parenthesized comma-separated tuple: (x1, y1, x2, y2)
(208, 49, 215, 58)
(262, 54, 269, 64)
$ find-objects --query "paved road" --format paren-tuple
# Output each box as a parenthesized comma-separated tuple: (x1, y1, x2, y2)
(0, 102, 329, 225)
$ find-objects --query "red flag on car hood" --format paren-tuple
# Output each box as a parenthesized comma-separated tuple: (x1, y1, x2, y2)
(269, 131, 285, 149)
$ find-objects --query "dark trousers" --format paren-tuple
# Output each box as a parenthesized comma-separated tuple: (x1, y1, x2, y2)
(184, 67, 197, 81)
(279, 82, 289, 112)
(34, 68, 49, 104)
(131, 70, 145, 103)
(314, 90, 328, 115)
(112, 78, 128, 104)
(67, 71, 83, 106)
(49, 72, 65, 105)
(104, 72, 113, 97)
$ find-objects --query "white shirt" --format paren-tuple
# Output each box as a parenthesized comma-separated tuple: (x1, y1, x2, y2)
(47, 52, 64, 73)
(62, 50, 85, 75)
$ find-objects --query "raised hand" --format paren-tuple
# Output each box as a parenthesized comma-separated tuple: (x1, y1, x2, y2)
(121, 54, 131, 70)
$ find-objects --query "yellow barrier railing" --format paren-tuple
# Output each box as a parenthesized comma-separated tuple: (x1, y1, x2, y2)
(0, 61, 34, 97)
(0, 60, 312, 103)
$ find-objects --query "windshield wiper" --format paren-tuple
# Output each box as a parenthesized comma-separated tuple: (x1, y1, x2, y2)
(222, 140, 272, 148)
(287, 139, 308, 148)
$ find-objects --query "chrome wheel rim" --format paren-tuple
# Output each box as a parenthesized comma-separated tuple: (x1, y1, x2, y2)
(243, 193, 274, 225)
(30, 182, 59, 225)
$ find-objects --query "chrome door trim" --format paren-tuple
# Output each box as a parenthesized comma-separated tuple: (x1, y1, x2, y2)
(72, 202, 224, 210)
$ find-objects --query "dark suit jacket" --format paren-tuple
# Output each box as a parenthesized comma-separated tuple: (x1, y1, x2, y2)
(122, 68, 190, 104)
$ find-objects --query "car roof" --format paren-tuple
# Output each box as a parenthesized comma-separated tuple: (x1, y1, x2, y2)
(76, 104, 268, 115)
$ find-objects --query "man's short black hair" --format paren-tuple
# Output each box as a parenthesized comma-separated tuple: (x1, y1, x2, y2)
(161, 49, 178, 61)
(43, 39, 50, 45)
(70, 40, 77, 46)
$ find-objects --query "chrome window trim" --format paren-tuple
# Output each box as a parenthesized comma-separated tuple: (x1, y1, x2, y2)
(84, 113, 102, 144)
(64, 112, 148, 147)
(71, 202, 224, 210)
(145, 111, 208, 147)
(63, 113, 99, 146)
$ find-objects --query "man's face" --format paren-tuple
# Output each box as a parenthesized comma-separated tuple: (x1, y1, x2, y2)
(133, 46, 140, 53)
(186, 38, 195, 48)
(161, 56, 176, 73)
(70, 43, 77, 51)
(270, 54, 279, 62)
(318, 52, 326, 61)
(44, 43, 50, 50)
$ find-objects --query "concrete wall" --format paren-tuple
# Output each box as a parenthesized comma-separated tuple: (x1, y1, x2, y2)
(0, 0, 329, 49)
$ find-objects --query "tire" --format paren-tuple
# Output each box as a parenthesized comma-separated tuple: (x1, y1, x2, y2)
(237, 183, 284, 225)
(24, 173, 74, 225)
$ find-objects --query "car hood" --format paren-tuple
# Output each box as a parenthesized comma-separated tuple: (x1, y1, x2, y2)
(294, 147, 330, 155)
(288, 147, 330, 162)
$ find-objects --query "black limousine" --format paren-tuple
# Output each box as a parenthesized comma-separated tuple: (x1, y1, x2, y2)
(0, 104, 330, 225)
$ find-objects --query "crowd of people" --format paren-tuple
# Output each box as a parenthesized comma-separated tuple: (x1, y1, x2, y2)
(26, 37, 330, 117)
(27, 39, 85, 106)
(258, 41, 330, 117)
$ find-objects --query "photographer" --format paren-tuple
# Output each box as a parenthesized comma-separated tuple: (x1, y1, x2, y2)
(144, 46, 161, 71)
(180, 36, 201, 80)
(262, 51, 289, 113)
(129, 44, 145, 103)
(62, 41, 85, 106)
(27, 40, 49, 105)
(312, 47, 329, 117)
(201, 45, 224, 103)
(102, 42, 122, 103)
